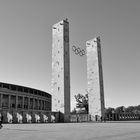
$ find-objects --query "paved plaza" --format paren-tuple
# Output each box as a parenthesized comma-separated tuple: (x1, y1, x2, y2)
(0, 122, 140, 140)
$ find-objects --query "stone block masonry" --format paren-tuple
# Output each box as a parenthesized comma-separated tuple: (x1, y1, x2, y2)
(86, 37, 105, 121)
(51, 19, 70, 122)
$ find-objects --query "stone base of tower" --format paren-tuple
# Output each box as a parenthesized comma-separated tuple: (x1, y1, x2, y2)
(64, 114, 70, 122)
(89, 114, 101, 121)
(53, 112, 70, 123)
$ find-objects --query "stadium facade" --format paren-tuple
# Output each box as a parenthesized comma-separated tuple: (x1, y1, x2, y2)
(0, 82, 52, 123)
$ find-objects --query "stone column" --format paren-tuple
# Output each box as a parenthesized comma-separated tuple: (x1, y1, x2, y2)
(22, 96, 24, 109)
(33, 98, 35, 110)
(44, 101, 47, 110)
(42, 100, 44, 110)
(28, 97, 30, 110)
(29, 98, 31, 109)
(40, 100, 42, 110)
(15, 95, 18, 110)
(37, 99, 39, 110)
(43, 100, 45, 110)
(8, 95, 11, 109)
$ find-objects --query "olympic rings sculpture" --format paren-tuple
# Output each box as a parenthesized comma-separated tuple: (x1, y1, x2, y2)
(72, 45, 86, 56)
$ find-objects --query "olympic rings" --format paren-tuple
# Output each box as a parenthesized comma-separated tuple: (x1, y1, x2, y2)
(72, 45, 86, 56)
(72, 45, 76, 51)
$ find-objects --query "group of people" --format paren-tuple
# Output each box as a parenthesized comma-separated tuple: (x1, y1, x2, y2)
(0, 113, 3, 129)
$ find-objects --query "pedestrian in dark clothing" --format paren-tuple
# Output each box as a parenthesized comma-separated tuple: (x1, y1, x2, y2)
(100, 116, 103, 122)
(0, 114, 3, 129)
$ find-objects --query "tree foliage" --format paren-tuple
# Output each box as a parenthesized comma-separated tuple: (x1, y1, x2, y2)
(105, 107, 115, 114)
(71, 108, 77, 114)
(124, 106, 135, 113)
(115, 106, 125, 113)
(106, 105, 140, 115)
(74, 93, 88, 114)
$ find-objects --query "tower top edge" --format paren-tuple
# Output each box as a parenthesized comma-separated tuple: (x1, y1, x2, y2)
(52, 19, 69, 28)
(86, 36, 101, 43)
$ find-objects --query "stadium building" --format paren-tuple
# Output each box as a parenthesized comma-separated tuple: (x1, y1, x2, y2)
(0, 82, 52, 123)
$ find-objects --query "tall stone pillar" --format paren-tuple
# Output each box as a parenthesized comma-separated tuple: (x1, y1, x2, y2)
(86, 37, 105, 121)
(52, 19, 70, 122)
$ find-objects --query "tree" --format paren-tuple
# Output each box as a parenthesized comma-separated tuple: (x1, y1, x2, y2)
(124, 106, 135, 113)
(71, 108, 77, 114)
(134, 105, 140, 114)
(105, 107, 115, 114)
(125, 105, 140, 114)
(74, 93, 88, 114)
(114, 106, 125, 114)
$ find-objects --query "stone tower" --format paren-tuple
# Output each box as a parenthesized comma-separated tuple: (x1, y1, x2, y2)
(86, 37, 105, 121)
(51, 19, 70, 122)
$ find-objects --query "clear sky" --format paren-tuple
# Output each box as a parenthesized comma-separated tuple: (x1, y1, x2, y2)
(0, 0, 140, 109)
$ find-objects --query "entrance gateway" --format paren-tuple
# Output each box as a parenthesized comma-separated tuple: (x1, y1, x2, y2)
(51, 19, 105, 122)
